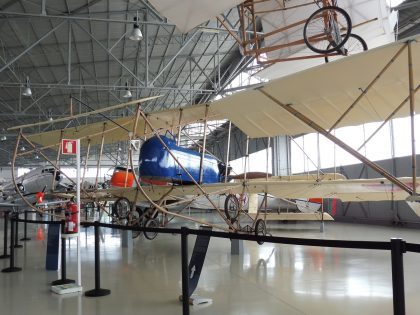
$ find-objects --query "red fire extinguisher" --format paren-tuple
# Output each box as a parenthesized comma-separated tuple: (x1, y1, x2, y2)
(65, 200, 78, 233)
(36, 191, 45, 204)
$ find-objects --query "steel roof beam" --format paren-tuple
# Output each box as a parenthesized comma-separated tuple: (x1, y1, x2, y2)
(0, 81, 214, 92)
(0, 20, 66, 74)
(1, 43, 233, 64)
(118, 4, 129, 102)
(150, 30, 200, 86)
(74, 20, 145, 87)
(139, 0, 166, 23)
(152, 25, 176, 87)
(190, 57, 215, 87)
(70, 0, 104, 14)
(171, 10, 241, 107)
(393, 0, 420, 10)
(0, 10, 175, 26)
(22, 72, 74, 113)
(79, 65, 122, 104)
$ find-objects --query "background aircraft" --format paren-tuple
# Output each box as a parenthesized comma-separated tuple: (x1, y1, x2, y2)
(0, 166, 67, 208)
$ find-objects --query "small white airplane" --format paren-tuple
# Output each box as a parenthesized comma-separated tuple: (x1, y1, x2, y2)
(0, 177, 6, 191)
(0, 166, 68, 209)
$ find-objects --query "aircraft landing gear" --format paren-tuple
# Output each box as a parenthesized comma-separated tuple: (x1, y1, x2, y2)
(224, 194, 240, 223)
(254, 219, 267, 245)
(224, 194, 266, 242)
(224, 194, 248, 223)
(143, 218, 159, 240)
(130, 207, 144, 239)
(114, 197, 131, 219)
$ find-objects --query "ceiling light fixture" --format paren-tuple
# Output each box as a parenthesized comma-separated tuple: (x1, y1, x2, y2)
(0, 135, 6, 141)
(122, 82, 132, 98)
(128, 16, 143, 41)
(22, 76, 32, 97)
(48, 109, 53, 121)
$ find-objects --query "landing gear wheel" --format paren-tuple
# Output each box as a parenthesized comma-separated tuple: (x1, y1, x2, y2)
(144, 218, 159, 240)
(115, 197, 131, 219)
(224, 194, 240, 223)
(303, 6, 352, 54)
(255, 219, 266, 245)
(130, 208, 143, 239)
(324, 33, 367, 63)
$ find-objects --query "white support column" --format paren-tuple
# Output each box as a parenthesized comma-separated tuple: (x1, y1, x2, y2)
(76, 139, 81, 287)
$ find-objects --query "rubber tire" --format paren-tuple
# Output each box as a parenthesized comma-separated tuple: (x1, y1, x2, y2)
(131, 208, 143, 239)
(115, 197, 131, 219)
(224, 194, 240, 223)
(303, 6, 352, 54)
(144, 218, 159, 240)
(324, 33, 367, 63)
(255, 219, 266, 245)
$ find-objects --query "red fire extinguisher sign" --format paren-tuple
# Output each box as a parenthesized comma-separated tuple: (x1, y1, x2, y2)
(62, 139, 77, 155)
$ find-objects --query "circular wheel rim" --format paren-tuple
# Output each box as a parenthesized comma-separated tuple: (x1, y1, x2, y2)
(324, 33, 367, 63)
(255, 219, 266, 245)
(144, 218, 159, 240)
(303, 6, 352, 54)
(224, 194, 240, 222)
(130, 209, 143, 239)
(115, 197, 131, 219)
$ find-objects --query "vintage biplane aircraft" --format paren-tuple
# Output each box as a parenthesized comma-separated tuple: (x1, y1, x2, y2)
(6, 34, 420, 240)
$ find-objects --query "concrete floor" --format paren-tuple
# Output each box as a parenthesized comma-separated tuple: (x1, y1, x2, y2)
(1, 213, 419, 315)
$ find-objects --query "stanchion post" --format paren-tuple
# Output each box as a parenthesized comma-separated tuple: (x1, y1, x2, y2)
(51, 220, 75, 285)
(2, 214, 22, 273)
(14, 213, 23, 248)
(20, 210, 31, 241)
(85, 221, 111, 297)
(181, 227, 190, 315)
(391, 238, 406, 315)
(0, 211, 10, 259)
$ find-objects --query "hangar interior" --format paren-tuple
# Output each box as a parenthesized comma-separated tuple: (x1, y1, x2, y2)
(1, 0, 420, 315)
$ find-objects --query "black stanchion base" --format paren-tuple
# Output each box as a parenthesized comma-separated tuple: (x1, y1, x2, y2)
(20, 237, 31, 241)
(14, 244, 23, 248)
(51, 278, 76, 285)
(85, 288, 111, 297)
(0, 254, 10, 259)
(2, 267, 22, 273)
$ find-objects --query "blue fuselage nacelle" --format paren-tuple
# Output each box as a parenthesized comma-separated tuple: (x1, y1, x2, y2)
(139, 135, 221, 184)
